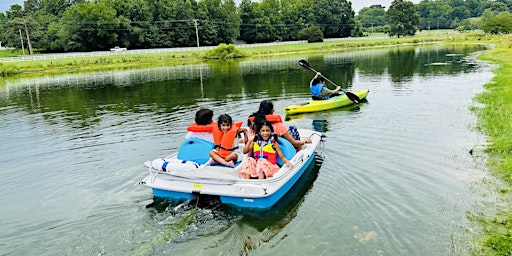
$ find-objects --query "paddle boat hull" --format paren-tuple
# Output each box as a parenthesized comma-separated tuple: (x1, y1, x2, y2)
(284, 89, 370, 115)
(140, 129, 323, 210)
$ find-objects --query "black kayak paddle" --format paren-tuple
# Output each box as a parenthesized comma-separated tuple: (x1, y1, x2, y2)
(298, 59, 361, 104)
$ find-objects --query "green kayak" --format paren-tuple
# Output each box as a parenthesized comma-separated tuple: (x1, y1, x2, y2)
(284, 89, 370, 115)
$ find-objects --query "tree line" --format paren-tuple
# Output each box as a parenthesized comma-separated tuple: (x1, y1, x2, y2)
(0, 0, 511, 53)
(358, 0, 512, 34)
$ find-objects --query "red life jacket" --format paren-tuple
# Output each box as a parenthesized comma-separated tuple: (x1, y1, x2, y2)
(212, 121, 243, 158)
(247, 114, 283, 123)
(186, 122, 216, 132)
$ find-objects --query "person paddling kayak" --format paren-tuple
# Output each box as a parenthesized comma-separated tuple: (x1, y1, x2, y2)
(310, 72, 342, 100)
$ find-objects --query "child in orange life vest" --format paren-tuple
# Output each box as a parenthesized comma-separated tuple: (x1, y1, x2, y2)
(185, 108, 215, 143)
(240, 120, 293, 179)
(209, 114, 247, 167)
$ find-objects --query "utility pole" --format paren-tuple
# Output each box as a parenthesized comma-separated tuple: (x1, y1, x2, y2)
(23, 21, 33, 55)
(193, 19, 199, 47)
(19, 29, 25, 55)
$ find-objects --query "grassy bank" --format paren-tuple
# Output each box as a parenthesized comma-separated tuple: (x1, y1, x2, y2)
(0, 30, 488, 77)
(473, 36, 512, 255)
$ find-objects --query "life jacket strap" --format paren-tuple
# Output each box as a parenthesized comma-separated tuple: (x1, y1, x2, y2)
(214, 144, 239, 151)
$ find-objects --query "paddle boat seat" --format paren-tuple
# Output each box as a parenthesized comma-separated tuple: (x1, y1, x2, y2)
(277, 137, 296, 167)
(177, 138, 214, 164)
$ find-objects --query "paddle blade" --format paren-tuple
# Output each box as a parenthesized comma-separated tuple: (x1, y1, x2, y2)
(298, 59, 314, 71)
(345, 91, 361, 104)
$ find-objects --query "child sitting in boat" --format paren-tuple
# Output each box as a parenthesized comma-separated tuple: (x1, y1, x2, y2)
(185, 108, 215, 143)
(240, 120, 293, 179)
(248, 100, 311, 149)
(209, 114, 247, 167)
(310, 72, 341, 100)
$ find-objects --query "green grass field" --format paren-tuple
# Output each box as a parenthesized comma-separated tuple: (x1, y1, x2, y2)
(1, 30, 485, 77)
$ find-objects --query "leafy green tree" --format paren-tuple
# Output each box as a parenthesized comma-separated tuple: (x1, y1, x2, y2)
(416, 0, 453, 30)
(238, 0, 257, 43)
(41, 0, 86, 16)
(172, 0, 197, 47)
(481, 11, 512, 34)
(298, 25, 323, 42)
(148, 0, 185, 48)
(387, 0, 420, 37)
(55, 1, 119, 51)
(1, 15, 49, 51)
(313, 0, 355, 38)
(254, 0, 285, 42)
(107, 0, 156, 49)
(217, 0, 241, 44)
(196, 0, 240, 46)
(23, 0, 41, 13)
(357, 4, 388, 33)
(455, 18, 477, 31)
(478, 1, 510, 15)
(451, 6, 471, 20)
(5, 4, 24, 19)
(280, 0, 315, 41)
(497, 0, 512, 11)
(465, 0, 482, 16)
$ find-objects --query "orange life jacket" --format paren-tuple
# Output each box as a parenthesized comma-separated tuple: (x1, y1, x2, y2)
(186, 122, 216, 132)
(247, 114, 283, 123)
(212, 121, 243, 158)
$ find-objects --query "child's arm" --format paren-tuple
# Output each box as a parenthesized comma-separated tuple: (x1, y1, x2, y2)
(237, 127, 248, 143)
(273, 141, 293, 168)
(242, 135, 253, 154)
(237, 127, 247, 134)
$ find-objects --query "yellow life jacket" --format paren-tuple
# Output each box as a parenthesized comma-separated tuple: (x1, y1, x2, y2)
(253, 135, 277, 164)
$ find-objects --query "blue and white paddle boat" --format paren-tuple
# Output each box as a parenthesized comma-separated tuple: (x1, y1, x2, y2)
(140, 128, 323, 210)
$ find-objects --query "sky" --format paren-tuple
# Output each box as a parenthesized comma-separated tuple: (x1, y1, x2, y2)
(1, 0, 421, 14)
(352, 0, 420, 13)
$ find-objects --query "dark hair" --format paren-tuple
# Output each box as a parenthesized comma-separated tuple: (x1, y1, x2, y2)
(253, 120, 277, 142)
(313, 77, 325, 85)
(249, 113, 267, 133)
(248, 100, 274, 127)
(217, 114, 233, 129)
(257, 120, 274, 133)
(258, 100, 273, 115)
(195, 108, 213, 125)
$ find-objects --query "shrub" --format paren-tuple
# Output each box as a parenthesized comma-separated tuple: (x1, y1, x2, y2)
(204, 44, 246, 60)
(482, 11, 512, 34)
(298, 26, 324, 43)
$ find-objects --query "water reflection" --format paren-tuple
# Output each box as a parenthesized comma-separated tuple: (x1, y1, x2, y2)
(285, 101, 365, 122)
(0, 44, 484, 120)
(312, 119, 329, 133)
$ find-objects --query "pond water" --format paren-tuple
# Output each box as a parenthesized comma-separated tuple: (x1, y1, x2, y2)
(0, 44, 494, 255)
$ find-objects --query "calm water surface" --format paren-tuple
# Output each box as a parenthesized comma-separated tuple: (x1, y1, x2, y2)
(0, 44, 494, 255)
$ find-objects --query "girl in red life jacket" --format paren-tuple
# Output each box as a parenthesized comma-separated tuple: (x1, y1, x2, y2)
(209, 114, 247, 167)
(240, 120, 293, 179)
